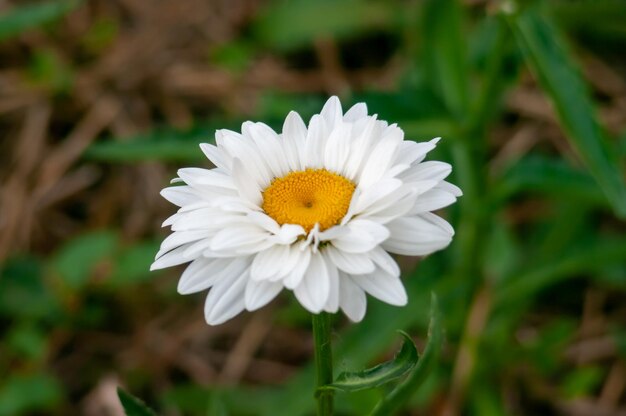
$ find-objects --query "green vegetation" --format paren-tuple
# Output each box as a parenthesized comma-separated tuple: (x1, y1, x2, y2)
(1, 0, 625, 415)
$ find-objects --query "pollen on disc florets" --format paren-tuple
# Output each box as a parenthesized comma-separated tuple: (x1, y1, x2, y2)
(262, 169, 356, 233)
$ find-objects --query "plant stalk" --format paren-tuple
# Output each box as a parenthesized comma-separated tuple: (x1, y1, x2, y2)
(312, 312, 334, 416)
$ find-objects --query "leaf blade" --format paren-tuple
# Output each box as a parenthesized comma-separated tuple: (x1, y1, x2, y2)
(506, 6, 626, 217)
(421, 0, 470, 118)
(117, 388, 158, 416)
(317, 331, 418, 394)
(370, 293, 443, 416)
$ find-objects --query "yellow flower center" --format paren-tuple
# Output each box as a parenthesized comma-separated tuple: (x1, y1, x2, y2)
(262, 169, 356, 233)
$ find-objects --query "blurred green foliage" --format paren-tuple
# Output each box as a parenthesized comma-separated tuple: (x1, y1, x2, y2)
(0, 0, 81, 42)
(1, 0, 626, 415)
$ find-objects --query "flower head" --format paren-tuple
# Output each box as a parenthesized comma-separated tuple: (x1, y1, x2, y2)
(152, 97, 461, 324)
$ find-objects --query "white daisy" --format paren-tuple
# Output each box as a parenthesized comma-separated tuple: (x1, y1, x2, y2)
(152, 96, 461, 325)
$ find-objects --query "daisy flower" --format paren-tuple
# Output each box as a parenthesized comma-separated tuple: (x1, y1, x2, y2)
(152, 97, 461, 325)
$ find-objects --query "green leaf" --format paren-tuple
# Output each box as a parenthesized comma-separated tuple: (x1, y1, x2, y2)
(108, 240, 161, 287)
(27, 48, 74, 94)
(421, 0, 470, 118)
(0, 0, 81, 41)
(0, 256, 61, 320)
(6, 324, 47, 360)
(85, 137, 207, 163)
(561, 367, 604, 398)
(370, 293, 443, 415)
(0, 373, 62, 416)
(496, 155, 609, 207)
(254, 0, 395, 51)
(81, 17, 119, 53)
(506, 5, 626, 218)
(552, 0, 626, 44)
(117, 388, 158, 416)
(211, 41, 253, 73)
(215, 260, 445, 416)
(467, 15, 521, 131)
(317, 331, 418, 394)
(84, 122, 240, 163)
(162, 384, 211, 414)
(52, 231, 118, 289)
(496, 237, 626, 306)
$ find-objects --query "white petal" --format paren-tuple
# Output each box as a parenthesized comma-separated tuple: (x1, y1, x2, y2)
(343, 102, 368, 122)
(323, 254, 340, 313)
(155, 230, 211, 258)
(381, 163, 410, 180)
(404, 179, 439, 197)
(359, 186, 416, 224)
(401, 161, 452, 183)
(182, 237, 216, 258)
(210, 224, 268, 251)
(410, 189, 457, 214)
(344, 115, 378, 180)
(219, 198, 262, 213)
(358, 125, 404, 188)
(324, 122, 352, 175)
(200, 143, 230, 171)
(169, 209, 244, 232)
(204, 268, 249, 325)
(353, 269, 407, 306)
(282, 111, 307, 171)
(161, 186, 199, 207)
(331, 219, 390, 253)
(394, 139, 437, 166)
(248, 211, 280, 234)
(369, 246, 400, 277)
(325, 245, 375, 274)
(245, 279, 283, 311)
(320, 96, 343, 129)
(270, 243, 303, 281)
(177, 200, 215, 213)
(293, 252, 329, 313)
(242, 122, 290, 178)
(438, 180, 463, 197)
(317, 225, 349, 241)
(218, 129, 272, 188)
(283, 244, 311, 289)
(271, 223, 306, 244)
(352, 179, 402, 214)
(383, 215, 453, 256)
(150, 246, 190, 270)
(339, 273, 367, 322)
(178, 167, 236, 190)
(178, 257, 249, 294)
(233, 239, 275, 255)
(421, 212, 455, 234)
(251, 244, 289, 281)
(232, 158, 262, 206)
(304, 114, 327, 168)
(339, 188, 361, 226)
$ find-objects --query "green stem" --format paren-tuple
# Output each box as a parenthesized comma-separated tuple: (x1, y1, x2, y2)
(312, 312, 334, 416)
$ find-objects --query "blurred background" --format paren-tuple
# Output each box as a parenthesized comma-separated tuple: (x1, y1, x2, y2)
(1, 0, 626, 415)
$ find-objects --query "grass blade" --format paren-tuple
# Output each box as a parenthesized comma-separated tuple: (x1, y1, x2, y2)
(506, 5, 626, 217)
(496, 237, 626, 306)
(496, 155, 609, 207)
(421, 0, 470, 119)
